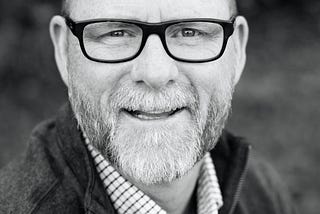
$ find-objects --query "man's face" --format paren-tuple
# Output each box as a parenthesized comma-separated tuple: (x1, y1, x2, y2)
(58, 0, 246, 184)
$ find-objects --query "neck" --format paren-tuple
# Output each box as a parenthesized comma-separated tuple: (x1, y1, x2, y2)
(129, 160, 203, 214)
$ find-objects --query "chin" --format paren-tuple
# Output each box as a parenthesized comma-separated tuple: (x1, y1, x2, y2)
(105, 115, 203, 185)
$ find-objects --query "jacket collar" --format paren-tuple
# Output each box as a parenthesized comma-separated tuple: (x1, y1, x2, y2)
(211, 131, 251, 214)
(56, 103, 250, 214)
(56, 103, 115, 213)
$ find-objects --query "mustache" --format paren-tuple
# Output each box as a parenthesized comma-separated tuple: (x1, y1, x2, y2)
(107, 81, 200, 113)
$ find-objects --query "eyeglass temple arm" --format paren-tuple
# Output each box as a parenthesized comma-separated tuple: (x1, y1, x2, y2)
(224, 15, 237, 37)
(64, 16, 77, 35)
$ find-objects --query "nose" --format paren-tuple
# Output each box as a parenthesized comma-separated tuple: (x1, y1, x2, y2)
(131, 35, 179, 90)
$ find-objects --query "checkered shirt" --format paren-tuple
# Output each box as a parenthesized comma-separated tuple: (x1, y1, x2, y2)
(84, 136, 223, 214)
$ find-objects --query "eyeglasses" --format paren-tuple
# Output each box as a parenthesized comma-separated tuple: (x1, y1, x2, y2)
(65, 16, 236, 63)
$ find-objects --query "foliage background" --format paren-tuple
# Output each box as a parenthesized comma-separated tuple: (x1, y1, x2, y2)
(0, 0, 319, 213)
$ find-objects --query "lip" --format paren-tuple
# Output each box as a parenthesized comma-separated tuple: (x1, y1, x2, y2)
(121, 107, 185, 121)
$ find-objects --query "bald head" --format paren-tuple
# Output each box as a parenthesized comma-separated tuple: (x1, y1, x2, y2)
(61, 0, 238, 17)
(61, 0, 70, 16)
(228, 0, 238, 15)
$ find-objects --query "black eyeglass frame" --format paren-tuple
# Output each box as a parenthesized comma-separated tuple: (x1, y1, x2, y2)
(64, 16, 236, 63)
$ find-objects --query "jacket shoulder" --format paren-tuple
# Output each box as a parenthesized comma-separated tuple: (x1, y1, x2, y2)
(0, 119, 62, 213)
(217, 131, 296, 214)
(239, 150, 297, 214)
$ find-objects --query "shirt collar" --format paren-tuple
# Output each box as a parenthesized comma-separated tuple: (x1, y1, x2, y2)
(83, 133, 223, 214)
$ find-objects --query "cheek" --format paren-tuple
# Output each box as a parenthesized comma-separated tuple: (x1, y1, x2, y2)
(179, 56, 235, 119)
(67, 45, 133, 104)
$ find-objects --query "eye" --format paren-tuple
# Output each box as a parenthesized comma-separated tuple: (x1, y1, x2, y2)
(181, 28, 198, 37)
(96, 29, 136, 40)
(107, 30, 127, 37)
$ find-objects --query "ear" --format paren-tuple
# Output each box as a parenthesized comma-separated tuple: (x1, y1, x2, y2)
(50, 15, 69, 87)
(232, 16, 249, 85)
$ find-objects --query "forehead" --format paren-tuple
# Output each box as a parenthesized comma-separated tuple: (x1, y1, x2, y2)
(70, 0, 230, 21)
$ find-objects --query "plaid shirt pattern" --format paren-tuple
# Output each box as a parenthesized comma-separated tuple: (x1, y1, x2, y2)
(84, 136, 223, 214)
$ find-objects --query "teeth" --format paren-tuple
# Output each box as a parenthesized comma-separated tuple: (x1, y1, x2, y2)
(135, 112, 169, 120)
(124, 107, 182, 114)
(144, 110, 172, 114)
(124, 107, 184, 120)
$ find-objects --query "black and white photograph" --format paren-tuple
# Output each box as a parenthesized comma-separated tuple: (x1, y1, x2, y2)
(0, 0, 319, 213)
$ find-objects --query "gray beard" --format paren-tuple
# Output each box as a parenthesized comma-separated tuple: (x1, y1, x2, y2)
(69, 80, 232, 185)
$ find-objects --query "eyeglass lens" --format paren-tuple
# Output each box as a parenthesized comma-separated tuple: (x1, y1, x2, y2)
(82, 21, 224, 61)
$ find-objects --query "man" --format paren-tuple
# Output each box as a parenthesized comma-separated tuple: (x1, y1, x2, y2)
(0, 0, 296, 213)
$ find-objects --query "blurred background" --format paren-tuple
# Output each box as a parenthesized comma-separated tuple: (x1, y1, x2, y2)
(0, 0, 319, 213)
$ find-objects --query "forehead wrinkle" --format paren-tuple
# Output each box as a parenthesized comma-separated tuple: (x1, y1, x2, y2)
(70, 0, 230, 21)
(158, 0, 230, 21)
(70, 0, 148, 20)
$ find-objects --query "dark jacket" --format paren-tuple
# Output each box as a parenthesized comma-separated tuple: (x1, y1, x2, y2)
(0, 104, 296, 214)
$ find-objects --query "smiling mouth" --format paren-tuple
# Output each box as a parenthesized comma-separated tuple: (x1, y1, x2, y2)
(122, 108, 185, 120)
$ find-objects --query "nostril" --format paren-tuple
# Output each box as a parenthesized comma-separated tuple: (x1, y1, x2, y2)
(168, 80, 175, 84)
(135, 80, 145, 85)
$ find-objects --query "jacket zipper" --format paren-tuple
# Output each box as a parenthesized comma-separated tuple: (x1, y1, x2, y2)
(228, 145, 251, 214)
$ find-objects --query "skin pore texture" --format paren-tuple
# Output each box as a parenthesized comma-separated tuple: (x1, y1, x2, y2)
(50, 0, 248, 213)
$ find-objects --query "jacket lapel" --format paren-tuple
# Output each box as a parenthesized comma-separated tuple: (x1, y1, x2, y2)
(56, 103, 115, 214)
(211, 131, 251, 214)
